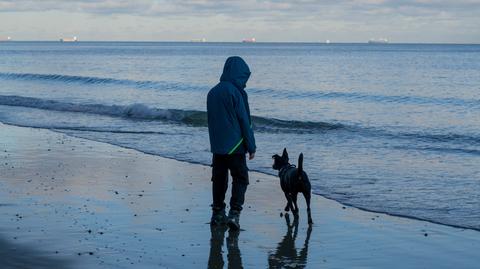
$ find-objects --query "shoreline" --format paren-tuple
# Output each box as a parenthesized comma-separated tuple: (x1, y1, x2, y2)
(1, 122, 479, 268)
(6, 121, 479, 233)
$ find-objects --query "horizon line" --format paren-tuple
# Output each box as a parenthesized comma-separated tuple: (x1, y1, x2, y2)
(1, 40, 479, 45)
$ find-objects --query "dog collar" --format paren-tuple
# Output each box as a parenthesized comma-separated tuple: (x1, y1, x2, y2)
(279, 164, 296, 178)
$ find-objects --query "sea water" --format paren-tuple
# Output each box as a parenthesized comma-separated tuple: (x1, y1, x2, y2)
(1, 42, 479, 230)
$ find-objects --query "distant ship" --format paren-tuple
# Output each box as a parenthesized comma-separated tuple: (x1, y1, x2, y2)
(0, 36, 12, 42)
(325, 39, 331, 44)
(190, 38, 207, 42)
(368, 38, 389, 44)
(242, 38, 256, 43)
(60, 36, 78, 42)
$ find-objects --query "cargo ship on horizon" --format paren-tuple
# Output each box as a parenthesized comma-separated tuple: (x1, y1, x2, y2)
(190, 38, 207, 42)
(368, 38, 389, 44)
(242, 37, 256, 43)
(60, 36, 78, 42)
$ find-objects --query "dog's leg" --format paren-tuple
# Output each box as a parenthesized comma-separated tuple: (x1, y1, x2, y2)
(292, 193, 299, 218)
(304, 191, 313, 225)
(284, 193, 293, 212)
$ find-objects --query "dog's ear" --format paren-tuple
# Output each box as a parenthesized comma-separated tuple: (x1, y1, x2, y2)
(282, 148, 289, 161)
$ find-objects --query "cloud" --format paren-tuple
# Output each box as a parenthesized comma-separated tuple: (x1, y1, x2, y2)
(0, 0, 479, 42)
(0, 0, 151, 14)
(1, 0, 479, 17)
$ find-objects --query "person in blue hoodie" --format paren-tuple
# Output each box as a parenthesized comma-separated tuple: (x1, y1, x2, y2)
(207, 56, 256, 230)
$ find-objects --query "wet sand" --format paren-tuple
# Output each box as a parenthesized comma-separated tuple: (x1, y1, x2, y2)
(1, 123, 479, 268)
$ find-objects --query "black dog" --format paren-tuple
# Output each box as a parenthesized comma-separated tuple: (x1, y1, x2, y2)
(272, 148, 313, 224)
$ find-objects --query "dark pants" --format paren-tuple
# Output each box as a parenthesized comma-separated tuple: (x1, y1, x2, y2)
(211, 154, 249, 212)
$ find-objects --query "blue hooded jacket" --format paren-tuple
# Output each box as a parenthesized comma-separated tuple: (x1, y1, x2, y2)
(207, 56, 256, 155)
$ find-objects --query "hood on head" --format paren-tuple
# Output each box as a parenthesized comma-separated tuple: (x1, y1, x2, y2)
(220, 56, 251, 89)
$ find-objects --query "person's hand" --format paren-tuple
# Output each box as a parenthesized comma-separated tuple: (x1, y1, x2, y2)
(249, 152, 255, 160)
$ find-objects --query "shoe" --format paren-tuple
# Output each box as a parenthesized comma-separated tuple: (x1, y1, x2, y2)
(210, 209, 226, 226)
(227, 210, 241, 230)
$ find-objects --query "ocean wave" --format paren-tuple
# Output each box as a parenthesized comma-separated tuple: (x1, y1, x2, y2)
(250, 88, 480, 108)
(0, 72, 190, 91)
(1, 95, 480, 149)
(0, 95, 343, 133)
(0, 72, 131, 85)
(392, 145, 480, 156)
(2, 72, 479, 108)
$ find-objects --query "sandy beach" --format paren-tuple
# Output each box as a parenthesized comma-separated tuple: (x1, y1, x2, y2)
(1, 122, 479, 268)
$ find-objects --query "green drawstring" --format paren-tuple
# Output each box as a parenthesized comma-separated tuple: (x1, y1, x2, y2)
(228, 123, 252, 154)
(228, 138, 244, 155)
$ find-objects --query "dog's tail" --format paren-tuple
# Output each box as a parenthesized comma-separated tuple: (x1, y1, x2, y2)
(297, 153, 303, 180)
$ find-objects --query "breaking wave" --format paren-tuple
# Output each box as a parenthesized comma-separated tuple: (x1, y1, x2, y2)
(1, 94, 480, 152)
(0, 95, 343, 133)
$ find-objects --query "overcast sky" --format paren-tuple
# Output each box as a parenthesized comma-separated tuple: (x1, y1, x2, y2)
(0, 0, 479, 43)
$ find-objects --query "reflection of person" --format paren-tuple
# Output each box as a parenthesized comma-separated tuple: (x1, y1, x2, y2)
(208, 226, 244, 269)
(208, 226, 226, 269)
(268, 214, 312, 269)
(207, 56, 256, 230)
(226, 230, 243, 269)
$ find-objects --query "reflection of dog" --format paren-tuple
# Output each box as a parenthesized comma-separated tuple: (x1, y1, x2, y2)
(272, 148, 313, 224)
(268, 213, 312, 269)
